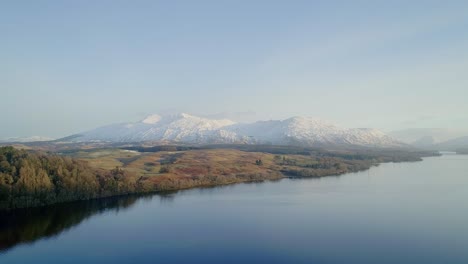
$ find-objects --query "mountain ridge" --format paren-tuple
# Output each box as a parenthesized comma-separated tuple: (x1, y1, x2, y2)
(389, 128, 468, 150)
(434, 136, 468, 151)
(59, 113, 406, 148)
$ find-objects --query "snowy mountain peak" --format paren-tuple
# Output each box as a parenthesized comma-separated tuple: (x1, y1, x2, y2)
(65, 113, 405, 148)
(141, 114, 162, 124)
(286, 116, 340, 130)
(287, 116, 325, 122)
(178, 112, 195, 118)
(140, 112, 236, 126)
(160, 112, 196, 120)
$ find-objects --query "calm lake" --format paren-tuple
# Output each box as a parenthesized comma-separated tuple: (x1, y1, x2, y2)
(1, 154, 467, 263)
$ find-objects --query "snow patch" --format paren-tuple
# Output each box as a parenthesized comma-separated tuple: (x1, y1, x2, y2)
(142, 114, 162, 124)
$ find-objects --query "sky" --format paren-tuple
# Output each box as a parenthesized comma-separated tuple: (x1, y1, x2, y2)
(1, 0, 468, 138)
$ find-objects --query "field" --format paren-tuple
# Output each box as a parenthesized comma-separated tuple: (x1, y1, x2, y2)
(70, 148, 284, 178)
(66, 147, 383, 187)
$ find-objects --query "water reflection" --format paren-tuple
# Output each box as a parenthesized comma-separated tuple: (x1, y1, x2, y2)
(0, 180, 281, 253)
(0, 196, 139, 253)
(1, 156, 468, 263)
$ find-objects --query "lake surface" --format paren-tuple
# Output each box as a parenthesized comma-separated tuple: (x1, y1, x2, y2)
(1, 154, 468, 263)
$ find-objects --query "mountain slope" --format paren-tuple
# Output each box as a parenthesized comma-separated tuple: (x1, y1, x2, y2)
(73, 113, 237, 143)
(63, 113, 405, 148)
(228, 117, 401, 147)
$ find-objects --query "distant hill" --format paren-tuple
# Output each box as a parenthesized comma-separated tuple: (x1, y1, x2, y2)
(0, 136, 54, 143)
(389, 128, 459, 145)
(58, 113, 405, 148)
(435, 136, 468, 151)
(456, 148, 468, 154)
(389, 128, 468, 149)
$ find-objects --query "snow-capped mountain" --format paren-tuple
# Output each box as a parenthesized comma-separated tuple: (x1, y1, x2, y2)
(71, 113, 237, 143)
(64, 113, 405, 148)
(228, 117, 402, 147)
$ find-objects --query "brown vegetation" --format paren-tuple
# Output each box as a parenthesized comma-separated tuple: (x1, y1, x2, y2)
(0, 145, 436, 210)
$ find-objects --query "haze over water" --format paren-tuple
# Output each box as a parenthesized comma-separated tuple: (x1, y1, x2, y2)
(1, 154, 467, 264)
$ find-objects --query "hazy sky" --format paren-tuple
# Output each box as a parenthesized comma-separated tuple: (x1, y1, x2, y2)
(2, 1, 468, 138)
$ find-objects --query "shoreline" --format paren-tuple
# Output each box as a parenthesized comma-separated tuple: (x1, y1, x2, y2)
(0, 160, 402, 211)
(0, 146, 439, 211)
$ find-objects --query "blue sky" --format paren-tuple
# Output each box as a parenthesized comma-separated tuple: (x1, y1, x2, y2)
(1, 1, 468, 138)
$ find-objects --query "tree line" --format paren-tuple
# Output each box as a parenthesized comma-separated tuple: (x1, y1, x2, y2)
(0, 146, 283, 210)
(0, 146, 139, 210)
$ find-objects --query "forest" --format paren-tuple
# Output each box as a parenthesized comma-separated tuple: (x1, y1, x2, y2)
(0, 146, 139, 210)
(0, 146, 282, 210)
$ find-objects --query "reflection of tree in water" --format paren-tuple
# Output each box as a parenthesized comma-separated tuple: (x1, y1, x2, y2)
(158, 192, 176, 204)
(0, 179, 288, 254)
(0, 195, 139, 253)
